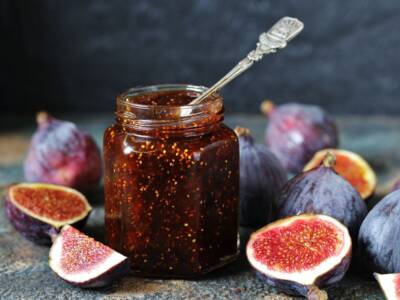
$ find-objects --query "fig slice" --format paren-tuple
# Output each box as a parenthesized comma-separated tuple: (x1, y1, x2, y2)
(304, 149, 377, 200)
(5, 183, 91, 244)
(49, 225, 129, 288)
(246, 214, 352, 299)
(374, 273, 400, 300)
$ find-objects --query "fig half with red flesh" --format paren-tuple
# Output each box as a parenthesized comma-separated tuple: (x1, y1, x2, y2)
(304, 149, 377, 200)
(246, 214, 352, 299)
(5, 183, 91, 244)
(49, 225, 129, 288)
(375, 273, 400, 300)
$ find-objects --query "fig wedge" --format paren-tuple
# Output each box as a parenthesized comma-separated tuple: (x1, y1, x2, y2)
(49, 225, 129, 288)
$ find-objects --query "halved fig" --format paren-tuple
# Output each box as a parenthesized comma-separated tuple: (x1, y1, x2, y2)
(246, 214, 352, 299)
(304, 149, 377, 200)
(49, 225, 129, 288)
(5, 183, 91, 244)
(374, 273, 400, 300)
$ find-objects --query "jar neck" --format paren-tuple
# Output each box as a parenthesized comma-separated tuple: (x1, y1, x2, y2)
(115, 84, 224, 136)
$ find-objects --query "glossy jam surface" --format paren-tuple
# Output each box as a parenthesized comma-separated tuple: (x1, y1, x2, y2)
(104, 89, 239, 277)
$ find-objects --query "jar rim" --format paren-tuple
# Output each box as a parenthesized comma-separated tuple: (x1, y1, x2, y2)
(116, 84, 221, 110)
(115, 84, 224, 133)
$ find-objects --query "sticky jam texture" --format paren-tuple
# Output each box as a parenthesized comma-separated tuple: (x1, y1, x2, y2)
(12, 186, 86, 221)
(253, 219, 343, 273)
(104, 90, 239, 277)
(60, 226, 113, 274)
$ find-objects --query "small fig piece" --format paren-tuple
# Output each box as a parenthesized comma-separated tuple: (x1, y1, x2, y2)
(375, 273, 400, 300)
(5, 183, 91, 244)
(262, 100, 338, 174)
(49, 225, 129, 288)
(24, 112, 102, 191)
(246, 214, 352, 299)
(235, 127, 287, 227)
(277, 152, 367, 238)
(358, 190, 400, 273)
(304, 149, 377, 200)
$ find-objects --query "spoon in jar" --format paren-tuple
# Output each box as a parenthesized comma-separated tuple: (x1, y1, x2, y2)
(189, 16, 304, 105)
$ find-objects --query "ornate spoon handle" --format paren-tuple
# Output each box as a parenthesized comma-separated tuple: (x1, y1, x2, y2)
(189, 17, 304, 105)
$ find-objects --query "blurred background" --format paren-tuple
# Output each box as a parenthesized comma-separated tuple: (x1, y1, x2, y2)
(2, 0, 400, 115)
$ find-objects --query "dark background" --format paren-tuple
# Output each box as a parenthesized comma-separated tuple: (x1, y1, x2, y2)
(1, 0, 400, 115)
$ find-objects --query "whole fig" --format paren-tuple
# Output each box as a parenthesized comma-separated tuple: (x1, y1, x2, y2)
(235, 127, 287, 228)
(261, 100, 338, 174)
(358, 190, 400, 273)
(277, 152, 367, 238)
(24, 112, 102, 191)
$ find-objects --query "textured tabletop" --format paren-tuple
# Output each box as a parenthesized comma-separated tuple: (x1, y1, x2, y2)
(0, 114, 399, 299)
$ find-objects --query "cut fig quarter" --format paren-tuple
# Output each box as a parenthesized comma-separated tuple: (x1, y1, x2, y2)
(304, 149, 377, 200)
(375, 273, 400, 300)
(49, 225, 129, 288)
(246, 214, 352, 300)
(5, 183, 92, 244)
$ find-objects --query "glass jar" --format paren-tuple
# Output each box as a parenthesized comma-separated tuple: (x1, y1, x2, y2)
(104, 84, 239, 278)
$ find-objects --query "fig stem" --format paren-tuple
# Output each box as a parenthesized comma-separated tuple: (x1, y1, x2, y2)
(234, 126, 251, 137)
(260, 100, 275, 117)
(36, 111, 52, 125)
(307, 285, 328, 300)
(322, 151, 336, 168)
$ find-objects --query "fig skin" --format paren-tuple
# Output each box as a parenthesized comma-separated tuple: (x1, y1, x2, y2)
(4, 183, 91, 245)
(277, 153, 367, 238)
(235, 127, 287, 227)
(262, 101, 338, 174)
(358, 190, 400, 273)
(24, 112, 102, 191)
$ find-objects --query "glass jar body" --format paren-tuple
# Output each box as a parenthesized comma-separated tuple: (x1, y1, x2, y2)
(104, 85, 239, 277)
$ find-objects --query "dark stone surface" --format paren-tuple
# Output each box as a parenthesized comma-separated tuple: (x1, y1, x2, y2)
(0, 114, 399, 299)
(2, 1, 400, 114)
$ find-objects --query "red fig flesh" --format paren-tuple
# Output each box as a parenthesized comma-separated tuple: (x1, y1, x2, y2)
(5, 183, 91, 244)
(262, 101, 338, 174)
(49, 225, 129, 288)
(246, 214, 351, 299)
(375, 273, 400, 300)
(24, 112, 102, 191)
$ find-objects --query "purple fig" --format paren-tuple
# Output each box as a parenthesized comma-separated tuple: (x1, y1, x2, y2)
(234, 127, 287, 227)
(24, 112, 102, 191)
(49, 225, 129, 288)
(261, 100, 339, 174)
(358, 190, 400, 273)
(277, 152, 367, 238)
(5, 183, 91, 245)
(304, 148, 377, 200)
(246, 214, 352, 299)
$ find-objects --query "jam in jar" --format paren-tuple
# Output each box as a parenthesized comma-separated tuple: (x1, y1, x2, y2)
(104, 84, 239, 277)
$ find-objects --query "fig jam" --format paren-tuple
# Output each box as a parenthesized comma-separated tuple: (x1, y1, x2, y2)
(104, 84, 239, 277)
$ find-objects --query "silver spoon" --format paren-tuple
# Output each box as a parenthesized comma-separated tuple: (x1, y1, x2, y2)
(189, 16, 304, 105)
